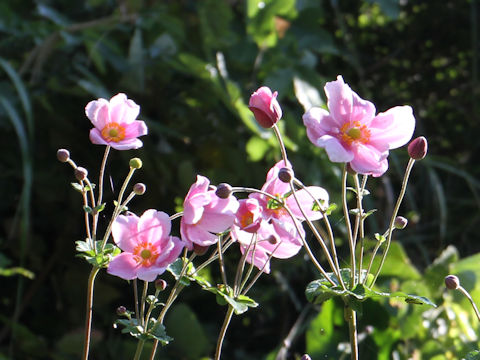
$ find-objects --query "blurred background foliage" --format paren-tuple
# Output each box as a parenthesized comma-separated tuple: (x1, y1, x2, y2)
(1, 0, 480, 359)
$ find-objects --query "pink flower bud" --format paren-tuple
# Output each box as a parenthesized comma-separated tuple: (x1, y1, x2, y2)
(248, 86, 282, 128)
(57, 149, 70, 163)
(133, 183, 146, 195)
(155, 279, 168, 291)
(445, 275, 460, 290)
(215, 183, 233, 199)
(394, 216, 408, 230)
(301, 355, 312, 360)
(278, 167, 294, 183)
(408, 136, 428, 160)
(75, 167, 88, 181)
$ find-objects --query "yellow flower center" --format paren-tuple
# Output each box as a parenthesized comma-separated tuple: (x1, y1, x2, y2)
(340, 121, 371, 146)
(239, 212, 254, 228)
(133, 242, 159, 267)
(101, 122, 126, 142)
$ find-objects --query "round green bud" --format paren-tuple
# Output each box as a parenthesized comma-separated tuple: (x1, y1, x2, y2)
(129, 158, 143, 169)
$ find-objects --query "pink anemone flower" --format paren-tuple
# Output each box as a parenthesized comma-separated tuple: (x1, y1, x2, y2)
(303, 76, 415, 177)
(107, 209, 184, 281)
(231, 161, 329, 273)
(86, 93, 148, 150)
(180, 175, 239, 250)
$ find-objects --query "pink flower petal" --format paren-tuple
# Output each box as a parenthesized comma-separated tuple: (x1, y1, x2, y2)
(112, 214, 140, 252)
(369, 106, 415, 150)
(137, 210, 170, 244)
(109, 138, 144, 150)
(286, 186, 329, 221)
(123, 120, 148, 139)
(316, 135, 354, 162)
(89, 128, 109, 146)
(136, 266, 165, 282)
(107, 253, 138, 280)
(324, 76, 376, 127)
(350, 144, 389, 177)
(240, 243, 271, 273)
(302, 107, 337, 143)
(109, 93, 140, 124)
(85, 99, 109, 129)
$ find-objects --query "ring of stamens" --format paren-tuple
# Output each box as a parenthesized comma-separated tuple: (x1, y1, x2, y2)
(101, 122, 126, 142)
(340, 121, 371, 146)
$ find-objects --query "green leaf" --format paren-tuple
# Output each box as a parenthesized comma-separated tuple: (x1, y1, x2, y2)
(325, 203, 338, 216)
(148, 320, 173, 345)
(205, 285, 258, 315)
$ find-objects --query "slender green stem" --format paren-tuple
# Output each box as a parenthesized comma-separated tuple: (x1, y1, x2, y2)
(346, 307, 359, 360)
(371, 158, 415, 286)
(100, 167, 136, 250)
(353, 175, 367, 282)
(342, 166, 356, 288)
(81, 267, 100, 360)
(93, 146, 110, 238)
(140, 281, 149, 327)
(80, 181, 92, 241)
(149, 255, 195, 360)
(292, 178, 345, 289)
(133, 339, 146, 360)
(457, 285, 480, 323)
(133, 280, 140, 326)
(217, 236, 228, 286)
(214, 306, 235, 360)
(231, 186, 336, 287)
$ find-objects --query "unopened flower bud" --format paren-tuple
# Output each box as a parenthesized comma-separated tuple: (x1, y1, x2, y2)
(155, 279, 168, 291)
(56, 148, 70, 163)
(394, 216, 408, 230)
(445, 275, 460, 290)
(116, 305, 127, 316)
(75, 167, 88, 181)
(408, 136, 428, 160)
(129, 157, 143, 169)
(278, 167, 294, 183)
(215, 183, 233, 199)
(133, 183, 146, 195)
(301, 355, 312, 360)
(249, 87, 282, 128)
(193, 243, 209, 256)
